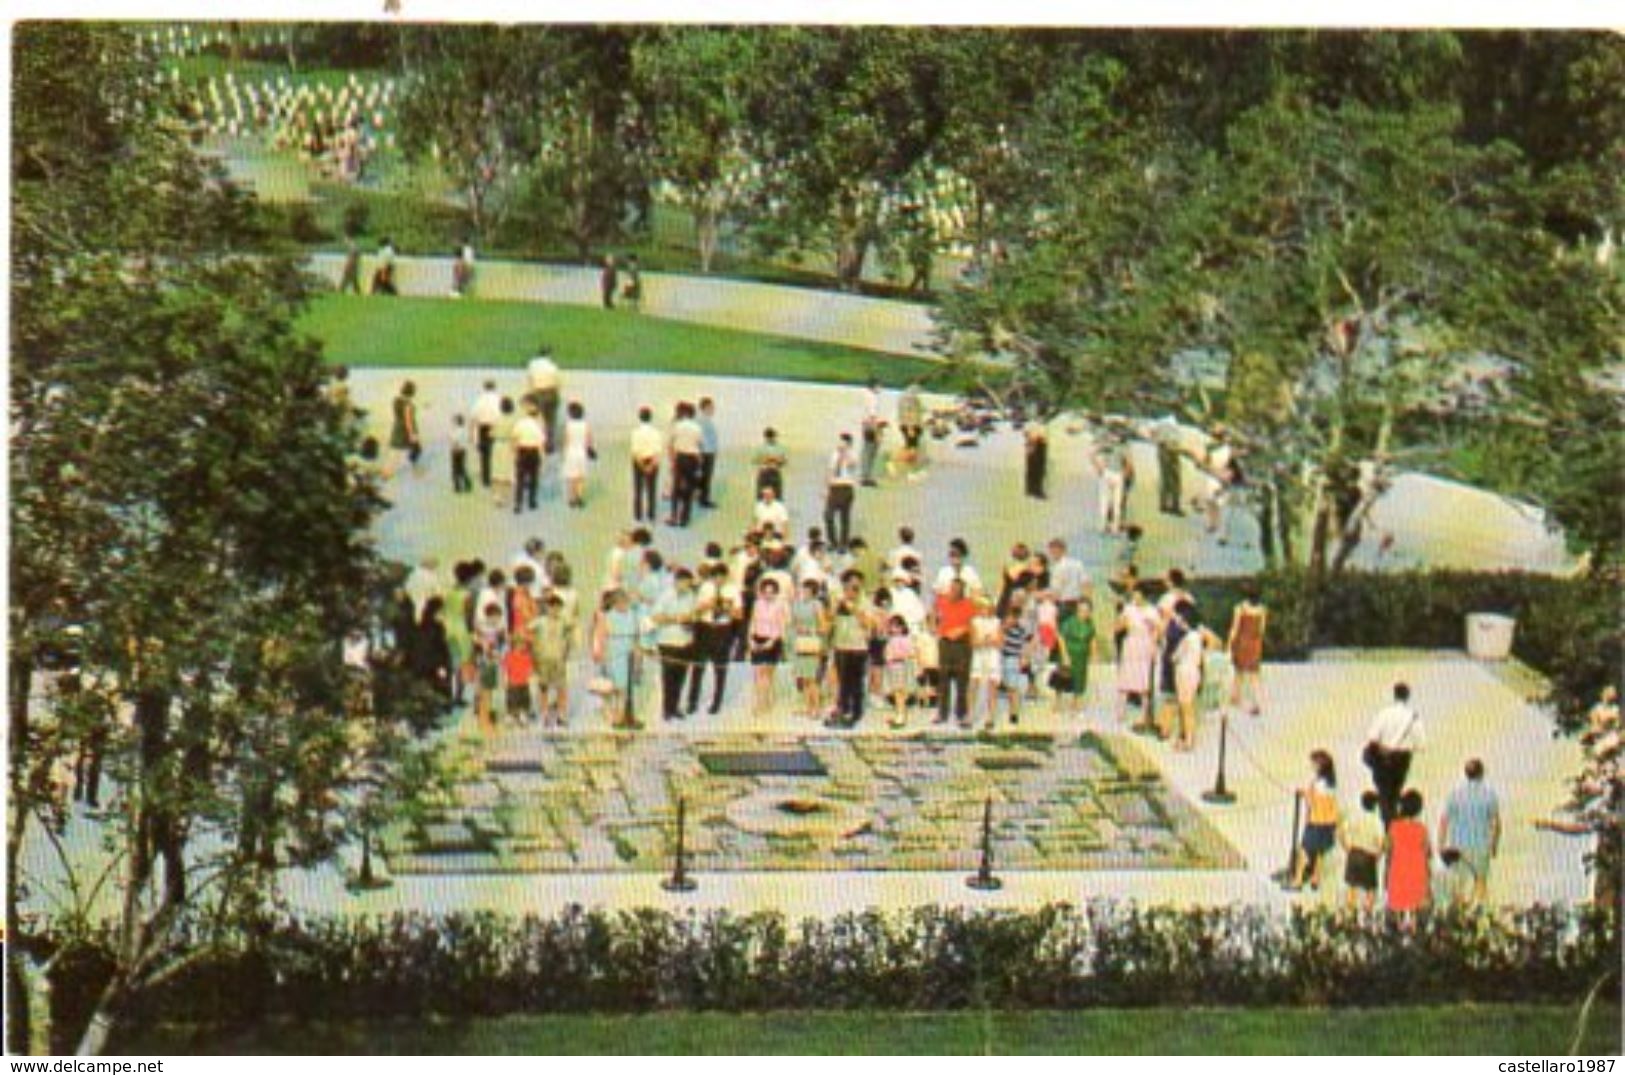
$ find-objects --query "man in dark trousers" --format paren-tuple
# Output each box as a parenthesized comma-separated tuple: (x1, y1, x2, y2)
(599, 254, 618, 310)
(470, 380, 503, 489)
(1364, 682, 1424, 825)
(1024, 422, 1048, 499)
(824, 433, 859, 551)
(1157, 422, 1185, 515)
(697, 397, 720, 509)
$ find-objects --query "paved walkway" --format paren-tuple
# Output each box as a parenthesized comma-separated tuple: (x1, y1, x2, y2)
(309, 253, 937, 357)
(352, 368, 1572, 584)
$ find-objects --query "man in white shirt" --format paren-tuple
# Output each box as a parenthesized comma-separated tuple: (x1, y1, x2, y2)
(1365, 681, 1425, 824)
(470, 380, 503, 488)
(933, 538, 983, 597)
(752, 485, 790, 536)
(512, 402, 546, 513)
(824, 432, 859, 551)
(629, 407, 664, 523)
(512, 538, 549, 597)
(888, 526, 922, 576)
(525, 347, 562, 455)
(667, 401, 705, 527)
(860, 379, 885, 487)
(1046, 538, 1090, 616)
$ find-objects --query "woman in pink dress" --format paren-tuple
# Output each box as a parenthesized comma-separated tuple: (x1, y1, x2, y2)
(1115, 585, 1161, 723)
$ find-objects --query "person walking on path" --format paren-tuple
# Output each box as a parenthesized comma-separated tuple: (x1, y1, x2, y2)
(1227, 586, 1268, 716)
(753, 427, 789, 499)
(488, 397, 518, 508)
(526, 346, 562, 455)
(1438, 758, 1501, 905)
(1095, 438, 1127, 535)
(667, 402, 705, 527)
(630, 406, 664, 523)
(1024, 421, 1049, 500)
(622, 254, 643, 312)
(371, 237, 398, 295)
(449, 415, 473, 493)
(386, 380, 422, 478)
(697, 397, 720, 508)
(860, 380, 884, 487)
(599, 253, 618, 309)
(932, 577, 978, 728)
(895, 382, 925, 479)
(1155, 422, 1185, 516)
(1364, 682, 1424, 826)
(511, 402, 545, 514)
(1047, 539, 1089, 619)
(471, 380, 502, 489)
(1386, 789, 1432, 924)
(338, 234, 363, 294)
(451, 237, 476, 297)
(1289, 750, 1341, 892)
(560, 401, 595, 509)
(824, 433, 859, 551)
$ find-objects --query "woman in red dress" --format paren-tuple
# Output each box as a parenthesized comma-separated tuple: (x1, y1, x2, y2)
(1227, 587, 1267, 716)
(1386, 788, 1431, 923)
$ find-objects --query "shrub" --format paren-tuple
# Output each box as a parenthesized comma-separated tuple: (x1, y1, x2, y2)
(1187, 569, 1619, 724)
(45, 901, 1616, 1042)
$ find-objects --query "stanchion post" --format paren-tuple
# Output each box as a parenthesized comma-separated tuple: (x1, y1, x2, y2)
(661, 795, 697, 893)
(1202, 711, 1237, 804)
(1274, 789, 1303, 888)
(965, 796, 1003, 891)
(622, 647, 636, 727)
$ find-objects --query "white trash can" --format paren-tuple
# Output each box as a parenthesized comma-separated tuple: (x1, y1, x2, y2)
(1466, 613, 1516, 661)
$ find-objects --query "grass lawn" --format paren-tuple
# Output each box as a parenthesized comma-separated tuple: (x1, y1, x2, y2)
(299, 294, 954, 388)
(123, 1005, 1622, 1056)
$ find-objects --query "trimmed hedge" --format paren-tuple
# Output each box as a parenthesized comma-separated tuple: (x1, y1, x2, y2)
(45, 903, 1618, 1042)
(1186, 570, 1620, 725)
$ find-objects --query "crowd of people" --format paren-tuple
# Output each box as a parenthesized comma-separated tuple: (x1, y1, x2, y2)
(335, 352, 1288, 745)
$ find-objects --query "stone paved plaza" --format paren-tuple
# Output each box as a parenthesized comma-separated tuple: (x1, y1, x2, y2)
(385, 731, 1241, 875)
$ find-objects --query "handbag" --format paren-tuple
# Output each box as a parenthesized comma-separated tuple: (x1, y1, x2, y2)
(1049, 666, 1071, 691)
(793, 636, 823, 657)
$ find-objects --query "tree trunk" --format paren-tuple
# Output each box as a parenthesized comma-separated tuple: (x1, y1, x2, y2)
(75, 983, 122, 1056)
(834, 195, 869, 292)
(695, 202, 720, 275)
(10, 950, 54, 1055)
(7, 659, 38, 1054)
(1257, 482, 1278, 566)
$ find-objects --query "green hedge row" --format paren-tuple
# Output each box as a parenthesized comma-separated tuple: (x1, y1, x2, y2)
(1187, 570, 1619, 725)
(45, 903, 1618, 1045)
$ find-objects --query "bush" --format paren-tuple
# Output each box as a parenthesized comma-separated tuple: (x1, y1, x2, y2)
(1189, 569, 1620, 724)
(44, 902, 1616, 1040)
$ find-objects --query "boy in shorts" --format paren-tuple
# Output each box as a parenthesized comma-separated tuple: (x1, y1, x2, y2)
(531, 593, 575, 727)
(1339, 790, 1385, 912)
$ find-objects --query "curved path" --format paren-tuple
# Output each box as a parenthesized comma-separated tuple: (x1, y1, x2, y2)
(308, 252, 937, 357)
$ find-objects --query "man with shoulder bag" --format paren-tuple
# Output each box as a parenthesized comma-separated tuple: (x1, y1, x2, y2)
(1364, 681, 1424, 826)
